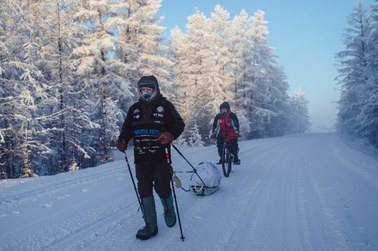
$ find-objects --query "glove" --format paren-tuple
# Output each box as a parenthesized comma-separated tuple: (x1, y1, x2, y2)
(116, 138, 127, 152)
(235, 132, 240, 138)
(210, 133, 216, 139)
(158, 131, 174, 145)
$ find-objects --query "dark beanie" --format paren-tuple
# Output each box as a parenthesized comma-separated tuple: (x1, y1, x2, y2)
(137, 75, 159, 90)
(220, 101, 230, 110)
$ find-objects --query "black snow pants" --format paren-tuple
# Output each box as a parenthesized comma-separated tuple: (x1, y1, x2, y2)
(135, 162, 172, 199)
(216, 137, 239, 161)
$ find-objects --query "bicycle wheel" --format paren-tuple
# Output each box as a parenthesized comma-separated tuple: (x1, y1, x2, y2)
(221, 145, 229, 177)
(222, 144, 231, 177)
(226, 145, 232, 175)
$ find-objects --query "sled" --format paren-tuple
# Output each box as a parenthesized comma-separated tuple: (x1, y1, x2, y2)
(190, 184, 219, 196)
(189, 162, 222, 196)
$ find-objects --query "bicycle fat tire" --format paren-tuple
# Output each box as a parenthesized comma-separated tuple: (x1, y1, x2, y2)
(222, 145, 231, 177)
(226, 146, 232, 175)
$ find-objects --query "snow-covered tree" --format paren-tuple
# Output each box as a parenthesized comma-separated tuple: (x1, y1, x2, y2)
(241, 10, 290, 138)
(169, 27, 190, 115)
(360, 1, 378, 146)
(32, 0, 91, 174)
(171, 5, 300, 142)
(206, 5, 235, 109)
(188, 123, 205, 147)
(0, 1, 313, 179)
(287, 89, 310, 133)
(227, 9, 254, 136)
(171, 6, 235, 142)
(336, 3, 371, 138)
(171, 10, 210, 140)
(0, 0, 53, 178)
(116, 0, 173, 97)
(72, 0, 134, 165)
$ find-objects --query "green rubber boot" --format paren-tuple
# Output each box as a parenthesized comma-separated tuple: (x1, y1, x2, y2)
(160, 195, 176, 227)
(136, 196, 158, 240)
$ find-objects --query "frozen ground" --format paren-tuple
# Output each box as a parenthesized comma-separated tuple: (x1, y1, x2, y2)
(1, 132, 378, 251)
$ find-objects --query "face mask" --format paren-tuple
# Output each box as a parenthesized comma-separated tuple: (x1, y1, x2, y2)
(221, 109, 228, 116)
(139, 86, 154, 100)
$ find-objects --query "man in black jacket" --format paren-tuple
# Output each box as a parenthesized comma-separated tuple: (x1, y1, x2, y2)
(117, 75, 185, 240)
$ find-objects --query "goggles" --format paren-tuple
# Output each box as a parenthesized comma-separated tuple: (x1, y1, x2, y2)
(138, 83, 155, 90)
(139, 86, 154, 94)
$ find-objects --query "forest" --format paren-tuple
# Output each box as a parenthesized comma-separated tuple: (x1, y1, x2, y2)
(336, 2, 378, 150)
(3, 0, 375, 179)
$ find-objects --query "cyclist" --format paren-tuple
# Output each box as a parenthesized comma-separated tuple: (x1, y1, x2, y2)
(210, 101, 240, 165)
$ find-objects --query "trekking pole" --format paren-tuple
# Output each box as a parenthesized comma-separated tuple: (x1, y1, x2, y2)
(171, 144, 206, 186)
(165, 147, 185, 241)
(124, 151, 142, 210)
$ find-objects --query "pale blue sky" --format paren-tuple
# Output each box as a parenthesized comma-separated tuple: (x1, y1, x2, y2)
(158, 0, 373, 132)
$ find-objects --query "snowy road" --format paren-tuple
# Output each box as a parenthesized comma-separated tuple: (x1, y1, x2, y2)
(1, 133, 378, 251)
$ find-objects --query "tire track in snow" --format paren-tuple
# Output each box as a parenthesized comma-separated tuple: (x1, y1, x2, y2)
(0, 163, 126, 210)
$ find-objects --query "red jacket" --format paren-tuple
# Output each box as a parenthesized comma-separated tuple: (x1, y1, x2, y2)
(212, 112, 239, 140)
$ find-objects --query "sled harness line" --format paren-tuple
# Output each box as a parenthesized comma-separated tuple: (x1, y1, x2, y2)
(171, 144, 207, 188)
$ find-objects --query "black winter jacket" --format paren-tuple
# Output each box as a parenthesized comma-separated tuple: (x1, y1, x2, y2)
(119, 95, 185, 163)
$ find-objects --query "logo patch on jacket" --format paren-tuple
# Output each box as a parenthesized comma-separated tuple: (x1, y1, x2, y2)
(156, 106, 164, 113)
(133, 108, 141, 120)
(153, 106, 165, 119)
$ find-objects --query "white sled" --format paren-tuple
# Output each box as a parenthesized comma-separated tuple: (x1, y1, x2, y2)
(189, 162, 222, 196)
(190, 184, 219, 196)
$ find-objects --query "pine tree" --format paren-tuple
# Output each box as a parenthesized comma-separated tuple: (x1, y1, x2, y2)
(242, 10, 289, 138)
(72, 0, 134, 165)
(188, 123, 205, 147)
(171, 6, 235, 142)
(33, 0, 88, 173)
(337, 3, 371, 138)
(227, 10, 254, 136)
(360, 1, 378, 146)
(0, 0, 53, 177)
(287, 90, 310, 133)
(116, 0, 173, 95)
(171, 10, 210, 140)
